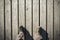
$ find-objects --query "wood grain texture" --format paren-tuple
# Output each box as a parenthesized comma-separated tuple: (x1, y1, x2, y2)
(40, 0, 46, 31)
(33, 0, 39, 40)
(0, 0, 4, 40)
(19, 0, 25, 27)
(26, 0, 32, 40)
(54, 0, 60, 40)
(0, 0, 60, 40)
(40, 0, 46, 40)
(47, 0, 53, 40)
(12, 0, 18, 40)
(5, 0, 11, 40)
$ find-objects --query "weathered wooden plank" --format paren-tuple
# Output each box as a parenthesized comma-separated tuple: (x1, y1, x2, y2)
(40, 0, 46, 40)
(19, 0, 25, 39)
(0, 0, 4, 40)
(33, 0, 39, 40)
(26, 0, 32, 40)
(12, 0, 18, 40)
(19, 0, 25, 40)
(40, 0, 46, 31)
(19, 0, 25, 27)
(47, 0, 53, 40)
(5, 0, 11, 40)
(54, 0, 60, 40)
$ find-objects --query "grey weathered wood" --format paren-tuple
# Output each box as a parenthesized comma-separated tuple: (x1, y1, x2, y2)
(40, 0, 46, 40)
(5, 0, 11, 40)
(40, 0, 46, 31)
(12, 0, 18, 40)
(26, 0, 32, 36)
(54, 0, 60, 40)
(19, 0, 25, 40)
(19, 0, 25, 27)
(0, 0, 4, 40)
(47, 0, 53, 40)
(33, 0, 39, 40)
(26, 0, 32, 40)
(0, 0, 60, 40)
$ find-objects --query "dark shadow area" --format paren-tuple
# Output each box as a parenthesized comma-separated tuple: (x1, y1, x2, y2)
(19, 26, 49, 40)
(38, 27, 49, 40)
(19, 26, 34, 40)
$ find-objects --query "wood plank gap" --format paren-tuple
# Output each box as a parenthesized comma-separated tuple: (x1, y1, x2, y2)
(17, 0, 19, 34)
(24, 0, 26, 40)
(4, 0, 6, 40)
(53, 0, 54, 40)
(46, 0, 47, 40)
(10, 0, 12, 40)
(31, 0, 33, 39)
(39, 0, 40, 26)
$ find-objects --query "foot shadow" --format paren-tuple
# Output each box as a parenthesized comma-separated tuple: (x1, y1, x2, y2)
(38, 27, 49, 40)
(19, 26, 34, 40)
